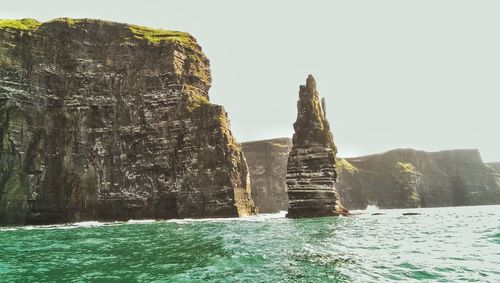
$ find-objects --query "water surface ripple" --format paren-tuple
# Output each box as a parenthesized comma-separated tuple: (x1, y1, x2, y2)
(0, 205, 499, 282)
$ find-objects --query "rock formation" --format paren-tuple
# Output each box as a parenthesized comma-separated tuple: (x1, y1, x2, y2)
(338, 149, 500, 209)
(285, 75, 346, 218)
(336, 156, 421, 209)
(243, 139, 500, 211)
(487, 163, 500, 174)
(241, 138, 291, 213)
(0, 18, 256, 225)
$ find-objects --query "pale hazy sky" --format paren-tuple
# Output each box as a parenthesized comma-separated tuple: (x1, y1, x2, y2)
(2, 1, 499, 161)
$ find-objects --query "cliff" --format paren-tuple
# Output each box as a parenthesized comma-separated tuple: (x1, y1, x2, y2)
(0, 18, 256, 225)
(243, 139, 500, 211)
(241, 138, 291, 213)
(487, 163, 500, 174)
(339, 149, 500, 209)
(285, 75, 346, 218)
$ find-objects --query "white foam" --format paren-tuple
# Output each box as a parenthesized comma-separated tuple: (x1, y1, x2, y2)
(0, 228, 18, 232)
(0, 212, 290, 230)
(17, 221, 108, 231)
(71, 221, 103, 227)
(166, 217, 238, 224)
(127, 219, 156, 224)
(245, 211, 287, 221)
(165, 211, 287, 224)
(365, 204, 380, 212)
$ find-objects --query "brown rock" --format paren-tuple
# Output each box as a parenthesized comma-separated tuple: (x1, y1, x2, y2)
(338, 149, 500, 209)
(241, 138, 292, 213)
(0, 18, 256, 225)
(286, 75, 346, 218)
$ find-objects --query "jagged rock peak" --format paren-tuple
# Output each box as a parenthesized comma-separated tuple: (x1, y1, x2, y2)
(286, 75, 347, 218)
(293, 75, 335, 151)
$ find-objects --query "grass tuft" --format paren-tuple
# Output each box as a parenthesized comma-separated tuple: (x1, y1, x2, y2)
(337, 159, 358, 174)
(396, 162, 418, 174)
(0, 19, 41, 31)
(128, 24, 195, 46)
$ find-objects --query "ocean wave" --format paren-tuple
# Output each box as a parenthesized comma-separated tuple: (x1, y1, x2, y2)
(0, 205, 499, 282)
(0, 227, 18, 232)
(165, 211, 287, 224)
(0, 213, 288, 231)
(127, 219, 157, 224)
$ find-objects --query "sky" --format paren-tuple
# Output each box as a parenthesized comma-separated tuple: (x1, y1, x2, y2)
(2, 1, 499, 161)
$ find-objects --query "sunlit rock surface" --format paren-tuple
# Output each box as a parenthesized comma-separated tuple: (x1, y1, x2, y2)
(0, 18, 255, 225)
(285, 75, 346, 218)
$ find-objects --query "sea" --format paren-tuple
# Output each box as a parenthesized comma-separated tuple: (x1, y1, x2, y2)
(0, 205, 499, 282)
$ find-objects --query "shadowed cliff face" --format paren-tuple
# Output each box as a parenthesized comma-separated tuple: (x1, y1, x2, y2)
(285, 75, 346, 218)
(488, 163, 500, 174)
(241, 138, 291, 213)
(0, 18, 256, 225)
(339, 149, 500, 209)
(243, 139, 500, 211)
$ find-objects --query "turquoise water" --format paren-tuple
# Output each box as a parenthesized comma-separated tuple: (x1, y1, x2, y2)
(0, 205, 499, 282)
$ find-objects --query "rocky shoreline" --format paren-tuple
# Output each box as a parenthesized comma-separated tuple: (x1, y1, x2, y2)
(242, 138, 500, 212)
(1, 18, 498, 225)
(0, 18, 256, 225)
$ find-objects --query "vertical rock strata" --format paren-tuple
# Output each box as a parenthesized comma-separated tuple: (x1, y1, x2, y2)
(286, 75, 346, 218)
(488, 163, 500, 174)
(241, 138, 292, 213)
(0, 18, 255, 225)
(338, 149, 500, 209)
(242, 141, 500, 211)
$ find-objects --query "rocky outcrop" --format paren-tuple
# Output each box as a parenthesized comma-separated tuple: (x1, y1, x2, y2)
(0, 18, 256, 225)
(243, 139, 500, 211)
(338, 149, 500, 209)
(285, 75, 346, 218)
(487, 163, 500, 174)
(336, 155, 421, 210)
(241, 138, 291, 213)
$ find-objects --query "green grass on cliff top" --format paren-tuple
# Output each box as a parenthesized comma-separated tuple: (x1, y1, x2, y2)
(51, 18, 197, 46)
(49, 18, 196, 45)
(396, 162, 418, 174)
(0, 18, 197, 48)
(0, 19, 41, 30)
(128, 24, 195, 46)
(337, 159, 358, 174)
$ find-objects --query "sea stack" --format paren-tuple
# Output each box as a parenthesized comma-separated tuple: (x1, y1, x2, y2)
(286, 75, 347, 218)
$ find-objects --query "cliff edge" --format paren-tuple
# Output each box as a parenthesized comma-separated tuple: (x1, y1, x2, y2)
(487, 163, 500, 174)
(339, 149, 500, 209)
(0, 18, 256, 225)
(243, 140, 500, 211)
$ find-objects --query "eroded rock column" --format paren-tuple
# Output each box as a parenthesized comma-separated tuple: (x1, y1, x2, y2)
(286, 75, 347, 218)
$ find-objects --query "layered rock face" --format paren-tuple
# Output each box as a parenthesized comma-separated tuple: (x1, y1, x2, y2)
(487, 163, 500, 174)
(241, 138, 291, 213)
(243, 139, 500, 211)
(0, 18, 255, 225)
(338, 149, 500, 209)
(285, 75, 346, 218)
